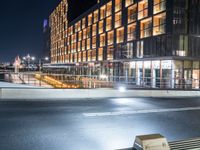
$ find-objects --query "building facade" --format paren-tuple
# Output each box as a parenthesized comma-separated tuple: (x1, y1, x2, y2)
(49, 0, 200, 89)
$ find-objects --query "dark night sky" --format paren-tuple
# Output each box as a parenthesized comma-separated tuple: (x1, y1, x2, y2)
(0, 0, 96, 63)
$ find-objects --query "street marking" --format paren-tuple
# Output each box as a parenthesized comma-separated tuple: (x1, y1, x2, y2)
(83, 106, 200, 117)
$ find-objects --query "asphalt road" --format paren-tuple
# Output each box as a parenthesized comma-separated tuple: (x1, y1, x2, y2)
(0, 98, 200, 150)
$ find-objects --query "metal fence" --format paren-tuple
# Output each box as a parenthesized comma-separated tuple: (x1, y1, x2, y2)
(0, 71, 199, 89)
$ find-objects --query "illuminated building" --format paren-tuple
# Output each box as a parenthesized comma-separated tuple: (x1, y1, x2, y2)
(48, 0, 200, 89)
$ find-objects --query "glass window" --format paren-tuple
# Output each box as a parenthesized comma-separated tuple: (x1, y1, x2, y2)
(107, 46, 114, 60)
(92, 24, 97, 36)
(87, 39, 91, 50)
(126, 0, 134, 7)
(88, 14, 92, 26)
(153, 12, 166, 36)
(92, 36, 96, 49)
(116, 27, 124, 43)
(137, 41, 144, 58)
(140, 17, 152, 38)
(154, 0, 166, 14)
(115, 0, 122, 12)
(98, 48, 103, 61)
(100, 5, 106, 19)
(138, 0, 148, 20)
(128, 5, 137, 23)
(107, 31, 114, 45)
(127, 23, 136, 41)
(115, 11, 122, 28)
(106, 1, 112, 17)
(100, 34, 106, 47)
(93, 10, 99, 23)
(88, 50, 92, 61)
(92, 50, 96, 61)
(82, 18, 86, 29)
(99, 20, 104, 34)
(106, 16, 112, 31)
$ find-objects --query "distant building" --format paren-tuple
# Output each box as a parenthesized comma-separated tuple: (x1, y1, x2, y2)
(43, 19, 51, 62)
(48, 0, 200, 89)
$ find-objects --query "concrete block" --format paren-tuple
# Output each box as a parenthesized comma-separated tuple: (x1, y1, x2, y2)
(133, 134, 170, 150)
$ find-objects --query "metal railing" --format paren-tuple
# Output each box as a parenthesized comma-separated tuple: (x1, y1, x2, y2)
(0, 71, 199, 90)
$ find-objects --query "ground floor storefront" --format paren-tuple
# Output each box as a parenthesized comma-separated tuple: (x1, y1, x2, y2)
(44, 59, 200, 89)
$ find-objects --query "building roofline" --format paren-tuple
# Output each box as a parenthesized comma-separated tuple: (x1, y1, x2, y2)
(68, 0, 110, 26)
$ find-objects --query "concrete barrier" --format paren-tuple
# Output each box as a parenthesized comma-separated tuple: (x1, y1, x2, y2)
(0, 88, 200, 100)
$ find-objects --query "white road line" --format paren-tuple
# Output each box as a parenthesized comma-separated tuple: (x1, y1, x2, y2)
(83, 106, 200, 117)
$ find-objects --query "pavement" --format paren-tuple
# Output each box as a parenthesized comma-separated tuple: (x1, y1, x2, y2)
(0, 97, 200, 150)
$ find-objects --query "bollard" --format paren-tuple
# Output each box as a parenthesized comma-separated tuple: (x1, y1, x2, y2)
(133, 134, 170, 150)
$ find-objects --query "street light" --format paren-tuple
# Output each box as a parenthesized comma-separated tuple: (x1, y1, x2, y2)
(22, 54, 36, 72)
(44, 57, 49, 61)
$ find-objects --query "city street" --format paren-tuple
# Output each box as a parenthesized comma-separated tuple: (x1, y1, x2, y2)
(0, 98, 200, 150)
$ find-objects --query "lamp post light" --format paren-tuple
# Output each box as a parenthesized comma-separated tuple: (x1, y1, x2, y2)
(39, 57, 50, 72)
(22, 54, 36, 72)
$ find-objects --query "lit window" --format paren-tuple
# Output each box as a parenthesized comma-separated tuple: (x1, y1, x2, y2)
(116, 27, 124, 43)
(106, 1, 112, 17)
(87, 39, 91, 50)
(140, 17, 152, 38)
(86, 27, 91, 38)
(82, 18, 86, 29)
(115, 0, 122, 12)
(88, 14, 92, 26)
(82, 40, 86, 51)
(107, 46, 114, 60)
(115, 11, 122, 28)
(78, 31, 82, 41)
(126, 0, 134, 7)
(128, 5, 137, 23)
(107, 31, 114, 45)
(99, 20, 104, 34)
(100, 34, 106, 47)
(98, 48, 103, 61)
(100, 5, 106, 19)
(153, 13, 166, 36)
(106, 16, 112, 31)
(88, 50, 91, 61)
(94, 10, 99, 23)
(83, 51, 87, 62)
(154, 0, 166, 14)
(127, 23, 136, 41)
(83, 29, 87, 39)
(92, 24, 97, 36)
(78, 52, 82, 62)
(92, 36, 96, 48)
(138, 0, 148, 20)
